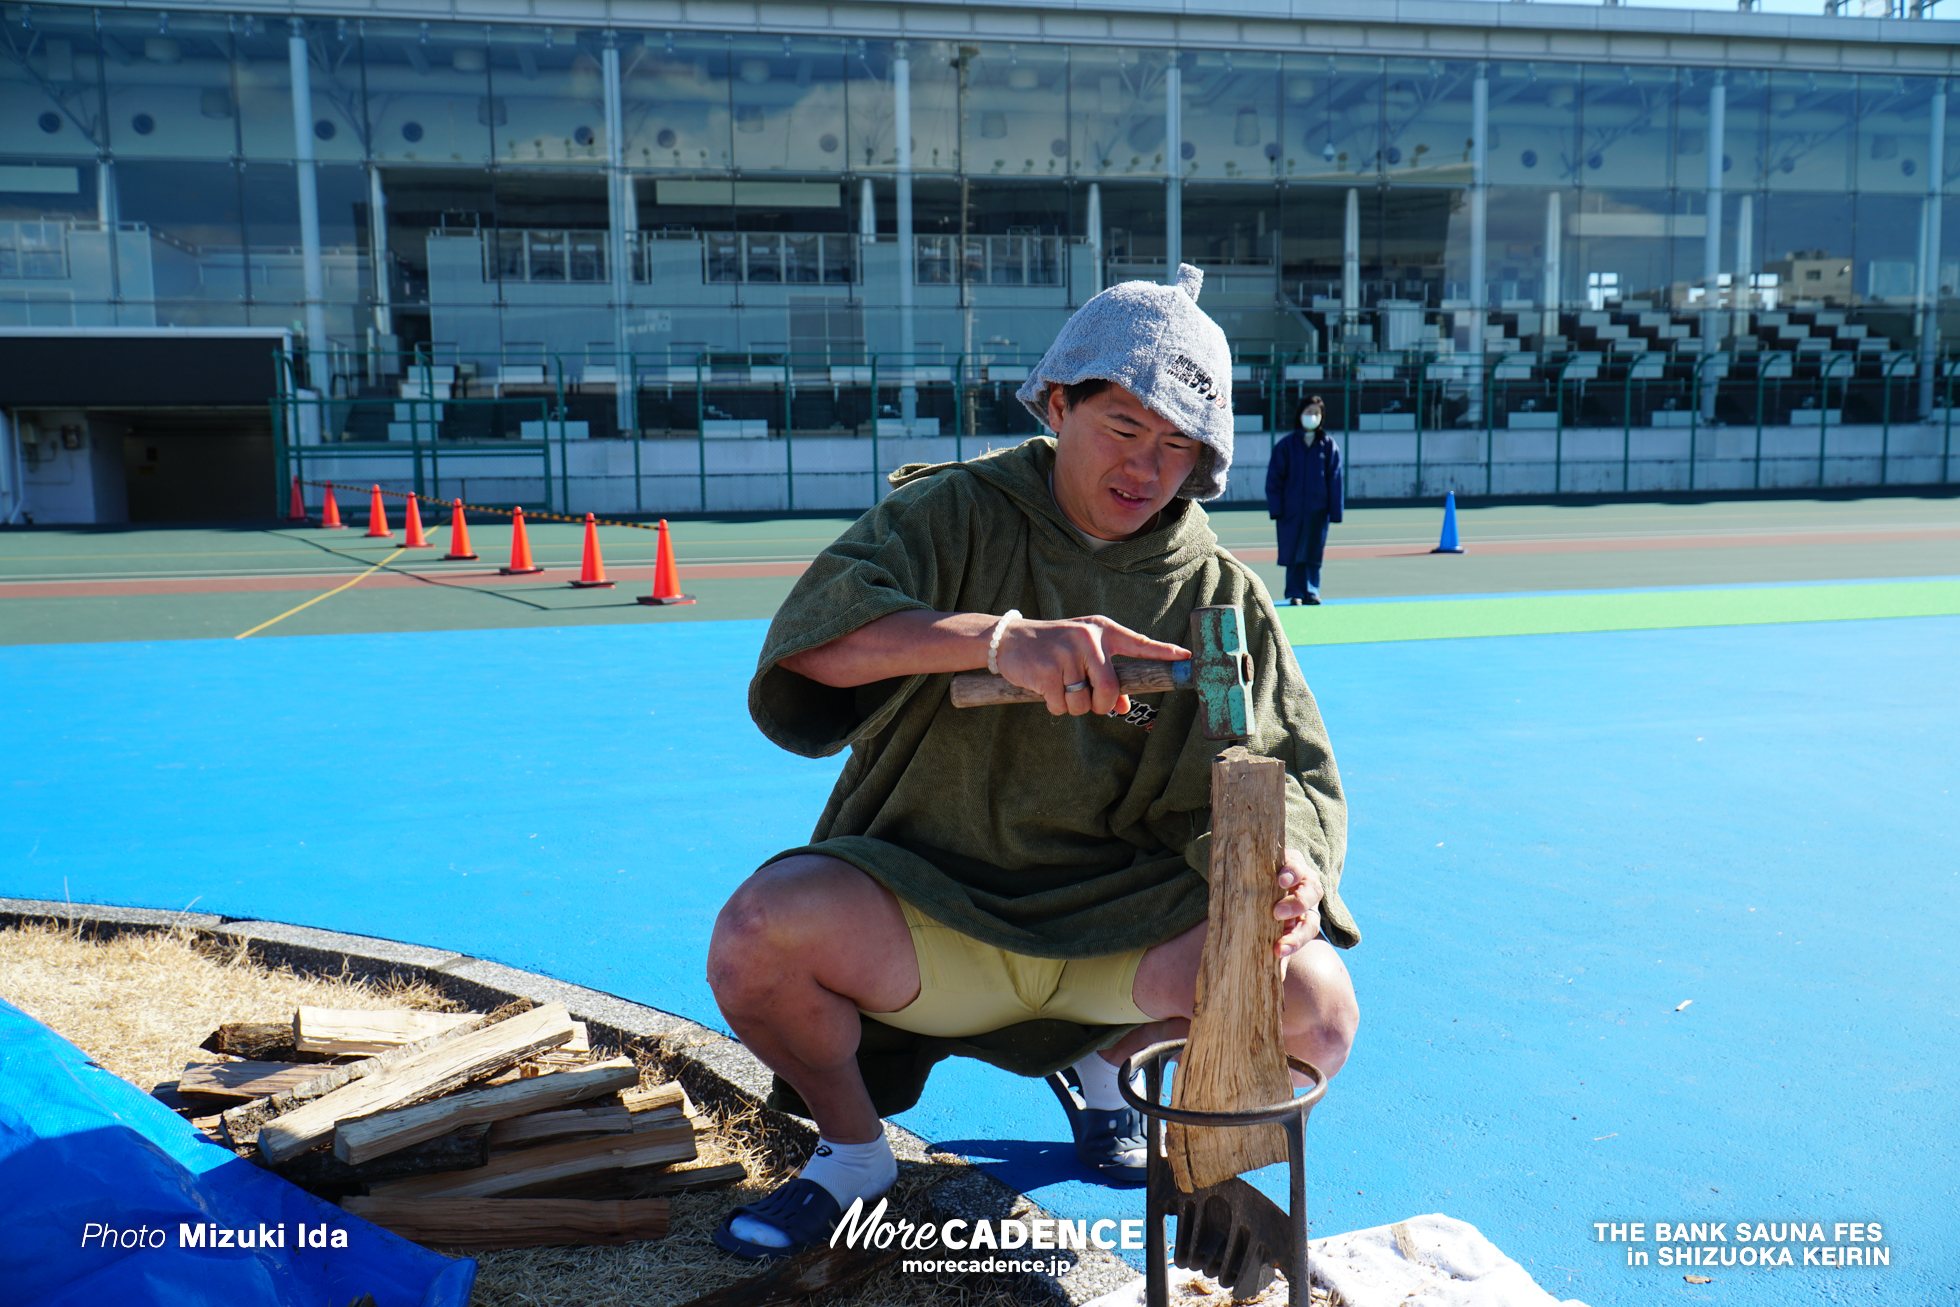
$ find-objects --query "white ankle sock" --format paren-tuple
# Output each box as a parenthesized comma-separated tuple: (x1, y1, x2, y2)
(800, 1134, 898, 1208)
(1071, 1052, 1136, 1111)
(729, 1132, 897, 1249)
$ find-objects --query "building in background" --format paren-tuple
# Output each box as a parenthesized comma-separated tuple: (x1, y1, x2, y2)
(2, 0, 1958, 522)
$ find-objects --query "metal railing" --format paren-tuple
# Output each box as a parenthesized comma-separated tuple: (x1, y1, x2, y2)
(477, 229, 866, 286)
(916, 234, 1065, 286)
(0, 221, 68, 279)
(470, 229, 1079, 288)
(704, 232, 856, 285)
(276, 381, 562, 517)
(276, 343, 1958, 519)
(487, 230, 609, 284)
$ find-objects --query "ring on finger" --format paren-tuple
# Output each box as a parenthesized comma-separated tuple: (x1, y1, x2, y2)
(1063, 679, 1089, 693)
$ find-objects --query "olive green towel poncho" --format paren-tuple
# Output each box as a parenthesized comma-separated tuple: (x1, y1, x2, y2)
(748, 437, 1355, 1118)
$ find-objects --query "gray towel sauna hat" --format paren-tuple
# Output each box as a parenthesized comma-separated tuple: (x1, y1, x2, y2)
(1015, 263, 1235, 501)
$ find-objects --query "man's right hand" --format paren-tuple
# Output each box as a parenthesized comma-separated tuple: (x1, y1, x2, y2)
(995, 614, 1191, 718)
(778, 609, 1189, 720)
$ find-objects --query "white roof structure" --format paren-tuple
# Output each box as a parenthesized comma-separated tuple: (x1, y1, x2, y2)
(67, 0, 1960, 76)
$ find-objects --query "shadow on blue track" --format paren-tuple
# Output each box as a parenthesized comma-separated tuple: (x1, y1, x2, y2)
(928, 1138, 1109, 1195)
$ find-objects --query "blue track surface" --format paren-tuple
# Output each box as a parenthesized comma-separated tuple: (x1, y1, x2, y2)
(3, 615, 1955, 1306)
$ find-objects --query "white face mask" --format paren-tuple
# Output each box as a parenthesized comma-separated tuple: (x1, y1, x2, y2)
(1301, 413, 1321, 431)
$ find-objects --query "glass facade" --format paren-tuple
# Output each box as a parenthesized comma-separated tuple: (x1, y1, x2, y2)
(3, 6, 1957, 485)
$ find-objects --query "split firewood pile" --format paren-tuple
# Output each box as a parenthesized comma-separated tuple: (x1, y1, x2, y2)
(156, 998, 746, 1252)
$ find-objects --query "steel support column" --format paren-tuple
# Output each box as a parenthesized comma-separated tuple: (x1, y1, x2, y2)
(289, 25, 328, 392)
(896, 46, 916, 424)
(1702, 75, 1727, 421)
(1467, 65, 1489, 423)
(1919, 88, 1946, 418)
(1543, 190, 1562, 339)
(604, 39, 635, 434)
(1166, 58, 1183, 279)
(1087, 181, 1103, 298)
(1342, 188, 1359, 346)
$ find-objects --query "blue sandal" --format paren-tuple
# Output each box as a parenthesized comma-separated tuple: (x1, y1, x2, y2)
(1046, 1069, 1149, 1187)
(713, 1177, 844, 1260)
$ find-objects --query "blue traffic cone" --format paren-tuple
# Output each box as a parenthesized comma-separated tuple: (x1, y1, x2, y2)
(1431, 491, 1466, 554)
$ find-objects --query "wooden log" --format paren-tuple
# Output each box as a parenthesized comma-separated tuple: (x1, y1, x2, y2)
(274, 1124, 491, 1197)
(295, 1007, 480, 1057)
(256, 1002, 575, 1165)
(1167, 746, 1293, 1193)
(363, 1121, 697, 1200)
(477, 1064, 543, 1089)
(486, 1101, 685, 1151)
(950, 655, 1186, 708)
(492, 1029, 592, 1070)
(220, 1002, 531, 1152)
(502, 1159, 746, 1201)
(514, 1021, 598, 1074)
(204, 1019, 292, 1055)
(341, 1196, 671, 1251)
(199, 1020, 308, 1062)
(178, 1060, 322, 1101)
(334, 1056, 640, 1166)
(619, 1082, 689, 1114)
(630, 1159, 745, 1196)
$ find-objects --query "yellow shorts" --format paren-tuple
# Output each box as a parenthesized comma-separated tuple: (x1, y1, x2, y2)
(865, 899, 1153, 1038)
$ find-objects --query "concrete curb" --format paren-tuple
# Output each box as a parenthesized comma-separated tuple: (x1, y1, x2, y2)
(0, 897, 1141, 1307)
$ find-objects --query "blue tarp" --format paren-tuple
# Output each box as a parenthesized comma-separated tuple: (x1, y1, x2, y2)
(0, 996, 475, 1307)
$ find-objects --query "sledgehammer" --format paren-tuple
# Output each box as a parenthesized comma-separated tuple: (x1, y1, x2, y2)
(949, 603, 1254, 743)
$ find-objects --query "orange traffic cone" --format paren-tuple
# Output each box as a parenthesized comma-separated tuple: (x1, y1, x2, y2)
(499, 506, 544, 576)
(401, 494, 433, 548)
(570, 513, 615, 588)
(637, 517, 696, 606)
(364, 485, 392, 539)
(288, 474, 307, 522)
(321, 485, 345, 529)
(443, 500, 478, 560)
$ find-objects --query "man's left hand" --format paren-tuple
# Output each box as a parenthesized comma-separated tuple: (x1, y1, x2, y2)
(1273, 848, 1322, 960)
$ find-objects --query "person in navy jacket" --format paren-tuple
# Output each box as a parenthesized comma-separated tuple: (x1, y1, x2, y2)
(1264, 395, 1344, 605)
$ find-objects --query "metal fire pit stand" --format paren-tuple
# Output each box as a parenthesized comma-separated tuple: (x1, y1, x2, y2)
(1118, 1039, 1327, 1307)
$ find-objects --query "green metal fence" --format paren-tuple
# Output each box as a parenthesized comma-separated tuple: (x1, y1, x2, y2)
(270, 342, 1959, 518)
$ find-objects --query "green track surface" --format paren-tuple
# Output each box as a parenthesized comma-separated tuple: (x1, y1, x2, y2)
(1276, 578, 1960, 645)
(1, 494, 1955, 645)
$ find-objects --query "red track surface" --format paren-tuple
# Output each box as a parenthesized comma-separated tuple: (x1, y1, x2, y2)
(0, 560, 809, 600)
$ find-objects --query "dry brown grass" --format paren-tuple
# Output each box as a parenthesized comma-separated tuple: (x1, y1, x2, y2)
(464, 1114, 1028, 1307)
(0, 920, 1100, 1306)
(0, 919, 458, 1093)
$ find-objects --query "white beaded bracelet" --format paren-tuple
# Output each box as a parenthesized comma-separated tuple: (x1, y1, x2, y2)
(987, 609, 1022, 677)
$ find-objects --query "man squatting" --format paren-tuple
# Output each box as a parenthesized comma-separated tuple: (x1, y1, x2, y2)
(707, 265, 1361, 1258)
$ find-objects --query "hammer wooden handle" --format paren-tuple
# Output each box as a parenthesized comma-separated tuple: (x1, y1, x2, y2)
(950, 657, 1189, 708)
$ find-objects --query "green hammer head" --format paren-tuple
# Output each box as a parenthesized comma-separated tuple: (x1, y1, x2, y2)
(1188, 604, 1254, 742)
